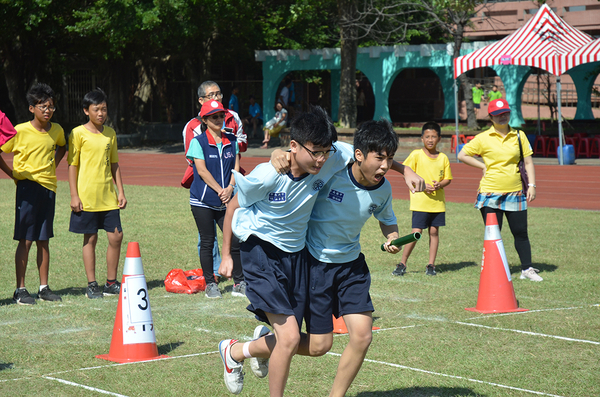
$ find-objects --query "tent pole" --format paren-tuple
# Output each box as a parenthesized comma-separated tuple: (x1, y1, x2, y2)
(537, 73, 541, 135)
(557, 76, 564, 165)
(454, 78, 460, 161)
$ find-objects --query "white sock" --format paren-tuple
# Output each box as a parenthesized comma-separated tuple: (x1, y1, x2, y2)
(39, 284, 48, 292)
(242, 342, 252, 359)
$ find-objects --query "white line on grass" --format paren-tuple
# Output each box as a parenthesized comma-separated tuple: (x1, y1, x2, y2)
(326, 352, 565, 397)
(455, 321, 600, 345)
(463, 304, 598, 321)
(42, 376, 130, 397)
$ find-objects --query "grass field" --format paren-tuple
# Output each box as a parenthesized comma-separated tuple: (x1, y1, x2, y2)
(0, 179, 599, 397)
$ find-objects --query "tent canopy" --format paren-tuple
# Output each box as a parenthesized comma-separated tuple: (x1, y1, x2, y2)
(454, 4, 592, 78)
(562, 38, 600, 74)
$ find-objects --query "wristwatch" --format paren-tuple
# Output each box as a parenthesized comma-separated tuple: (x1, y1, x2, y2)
(528, 183, 536, 188)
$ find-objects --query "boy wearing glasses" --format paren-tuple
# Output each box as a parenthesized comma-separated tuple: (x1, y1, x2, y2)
(217, 106, 354, 396)
(0, 83, 66, 305)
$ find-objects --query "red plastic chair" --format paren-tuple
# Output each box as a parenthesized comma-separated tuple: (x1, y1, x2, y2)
(573, 133, 587, 139)
(577, 138, 593, 158)
(590, 137, 600, 158)
(465, 135, 475, 143)
(533, 136, 548, 157)
(546, 137, 559, 157)
(451, 134, 466, 153)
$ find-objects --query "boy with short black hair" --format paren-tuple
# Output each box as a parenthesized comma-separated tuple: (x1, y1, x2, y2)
(0, 83, 66, 305)
(218, 106, 355, 396)
(393, 121, 452, 277)
(67, 88, 127, 299)
(304, 119, 401, 396)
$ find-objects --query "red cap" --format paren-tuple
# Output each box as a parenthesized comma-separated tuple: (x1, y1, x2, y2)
(488, 99, 510, 116)
(200, 100, 225, 118)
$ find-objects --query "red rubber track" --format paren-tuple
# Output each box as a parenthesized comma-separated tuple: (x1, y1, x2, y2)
(2, 153, 598, 211)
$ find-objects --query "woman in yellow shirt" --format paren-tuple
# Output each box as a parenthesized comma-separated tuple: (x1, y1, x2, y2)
(458, 99, 542, 281)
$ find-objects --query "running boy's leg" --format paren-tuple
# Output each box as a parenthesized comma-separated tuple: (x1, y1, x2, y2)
(263, 313, 301, 397)
(329, 312, 373, 397)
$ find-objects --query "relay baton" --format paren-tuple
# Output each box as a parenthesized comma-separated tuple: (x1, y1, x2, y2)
(380, 232, 421, 251)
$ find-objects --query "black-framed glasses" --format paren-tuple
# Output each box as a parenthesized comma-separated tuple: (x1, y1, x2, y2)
(201, 92, 223, 99)
(35, 105, 56, 112)
(297, 141, 337, 159)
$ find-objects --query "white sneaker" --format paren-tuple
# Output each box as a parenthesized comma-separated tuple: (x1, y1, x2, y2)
(218, 339, 244, 394)
(249, 325, 270, 378)
(520, 267, 543, 281)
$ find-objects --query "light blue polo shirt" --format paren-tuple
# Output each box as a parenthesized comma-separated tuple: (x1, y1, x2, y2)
(232, 142, 354, 253)
(307, 164, 396, 263)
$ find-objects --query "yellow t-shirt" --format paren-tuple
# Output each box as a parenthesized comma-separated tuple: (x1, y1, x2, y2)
(461, 126, 533, 193)
(403, 149, 453, 213)
(1, 121, 66, 192)
(68, 125, 119, 211)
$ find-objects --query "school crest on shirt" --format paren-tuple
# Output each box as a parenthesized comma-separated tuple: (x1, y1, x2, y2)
(368, 204, 378, 214)
(327, 189, 344, 203)
(312, 179, 325, 191)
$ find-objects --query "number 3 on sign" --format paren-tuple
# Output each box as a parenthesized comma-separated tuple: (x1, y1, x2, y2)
(125, 275, 154, 324)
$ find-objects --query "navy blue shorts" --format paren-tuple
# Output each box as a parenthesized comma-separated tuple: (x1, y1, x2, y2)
(305, 252, 373, 335)
(69, 209, 122, 234)
(412, 211, 446, 229)
(240, 235, 308, 329)
(14, 179, 55, 241)
(474, 103, 481, 109)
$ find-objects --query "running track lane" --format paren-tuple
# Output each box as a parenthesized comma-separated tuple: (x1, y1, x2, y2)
(1, 153, 598, 211)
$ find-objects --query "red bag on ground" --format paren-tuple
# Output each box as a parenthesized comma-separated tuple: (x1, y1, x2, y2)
(165, 268, 206, 294)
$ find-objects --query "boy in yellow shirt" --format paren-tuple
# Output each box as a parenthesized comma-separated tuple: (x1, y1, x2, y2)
(0, 83, 66, 305)
(393, 122, 452, 276)
(68, 89, 127, 299)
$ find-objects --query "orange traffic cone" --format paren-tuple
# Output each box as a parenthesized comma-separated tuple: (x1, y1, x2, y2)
(332, 314, 380, 334)
(97, 242, 168, 363)
(466, 213, 528, 314)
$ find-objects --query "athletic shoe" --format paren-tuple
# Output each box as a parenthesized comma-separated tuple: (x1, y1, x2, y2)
(86, 281, 103, 299)
(520, 267, 543, 281)
(232, 281, 247, 297)
(38, 286, 62, 302)
(425, 264, 437, 276)
(205, 282, 222, 299)
(392, 263, 407, 276)
(249, 325, 270, 378)
(103, 281, 121, 296)
(13, 288, 36, 305)
(218, 339, 244, 394)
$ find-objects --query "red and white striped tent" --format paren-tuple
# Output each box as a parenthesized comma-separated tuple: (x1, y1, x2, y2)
(454, 4, 592, 78)
(562, 38, 600, 73)
(453, 4, 595, 164)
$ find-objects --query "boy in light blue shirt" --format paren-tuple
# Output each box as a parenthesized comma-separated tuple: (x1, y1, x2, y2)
(304, 119, 400, 396)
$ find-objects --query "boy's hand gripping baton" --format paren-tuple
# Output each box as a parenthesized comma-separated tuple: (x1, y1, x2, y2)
(380, 232, 421, 251)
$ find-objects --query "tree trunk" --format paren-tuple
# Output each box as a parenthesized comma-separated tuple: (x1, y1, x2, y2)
(338, 0, 357, 128)
(2, 44, 31, 123)
(452, 24, 478, 130)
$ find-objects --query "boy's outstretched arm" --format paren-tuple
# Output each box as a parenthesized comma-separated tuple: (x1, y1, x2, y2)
(219, 195, 240, 278)
(380, 222, 400, 254)
(111, 162, 127, 209)
(391, 161, 425, 193)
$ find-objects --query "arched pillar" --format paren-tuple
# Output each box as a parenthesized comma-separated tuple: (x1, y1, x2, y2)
(567, 63, 600, 120)
(491, 65, 531, 127)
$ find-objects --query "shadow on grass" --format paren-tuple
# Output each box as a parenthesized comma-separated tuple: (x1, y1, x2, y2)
(509, 262, 557, 274)
(436, 261, 478, 273)
(0, 363, 14, 371)
(157, 342, 184, 355)
(147, 279, 165, 291)
(355, 386, 484, 396)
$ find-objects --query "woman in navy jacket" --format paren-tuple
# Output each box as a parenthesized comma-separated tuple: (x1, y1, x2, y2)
(186, 100, 244, 298)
